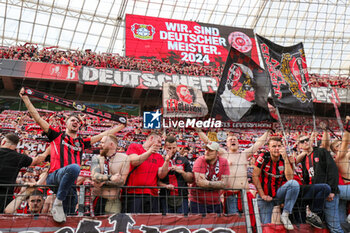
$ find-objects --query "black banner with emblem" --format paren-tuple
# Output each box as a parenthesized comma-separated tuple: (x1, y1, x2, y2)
(23, 87, 127, 124)
(211, 47, 274, 122)
(256, 35, 314, 113)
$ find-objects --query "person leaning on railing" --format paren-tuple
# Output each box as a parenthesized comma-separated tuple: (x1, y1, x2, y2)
(296, 128, 345, 233)
(321, 117, 350, 224)
(90, 134, 130, 215)
(123, 132, 169, 213)
(291, 132, 330, 230)
(197, 128, 270, 215)
(4, 165, 49, 214)
(189, 141, 229, 214)
(157, 135, 193, 215)
(252, 136, 300, 230)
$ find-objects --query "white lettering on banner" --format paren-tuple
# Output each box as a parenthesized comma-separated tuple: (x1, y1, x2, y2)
(100, 69, 114, 84)
(125, 72, 140, 87)
(142, 73, 159, 87)
(167, 41, 219, 54)
(17, 141, 48, 152)
(52, 213, 238, 233)
(311, 87, 340, 104)
(67, 67, 76, 80)
(193, 25, 220, 36)
(165, 22, 189, 32)
(159, 23, 227, 64)
(79, 67, 218, 93)
(336, 88, 350, 103)
(311, 87, 350, 103)
(161, 33, 225, 46)
(113, 70, 136, 86)
(82, 67, 99, 81)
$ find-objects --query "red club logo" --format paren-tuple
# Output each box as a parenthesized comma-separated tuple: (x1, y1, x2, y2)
(228, 32, 252, 53)
(131, 23, 155, 40)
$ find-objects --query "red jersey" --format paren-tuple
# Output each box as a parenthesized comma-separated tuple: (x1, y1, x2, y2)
(304, 152, 315, 184)
(47, 126, 91, 173)
(126, 143, 164, 196)
(190, 156, 230, 205)
(16, 200, 28, 214)
(256, 152, 287, 197)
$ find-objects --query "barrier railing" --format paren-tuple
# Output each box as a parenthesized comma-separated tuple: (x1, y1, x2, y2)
(0, 184, 252, 232)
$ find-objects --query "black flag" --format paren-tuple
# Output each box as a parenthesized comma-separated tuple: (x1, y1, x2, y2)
(256, 34, 314, 113)
(212, 47, 273, 122)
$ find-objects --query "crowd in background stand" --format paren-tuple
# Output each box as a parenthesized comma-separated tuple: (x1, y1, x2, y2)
(0, 109, 344, 211)
(309, 73, 349, 89)
(0, 109, 343, 158)
(0, 43, 224, 78)
(1, 107, 349, 233)
(0, 43, 349, 88)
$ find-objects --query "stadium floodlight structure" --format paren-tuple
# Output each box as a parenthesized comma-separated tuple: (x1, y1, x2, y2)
(0, 0, 349, 76)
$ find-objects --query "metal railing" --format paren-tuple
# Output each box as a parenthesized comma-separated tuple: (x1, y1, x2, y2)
(0, 184, 252, 233)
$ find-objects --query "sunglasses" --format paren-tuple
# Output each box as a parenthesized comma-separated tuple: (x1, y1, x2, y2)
(299, 138, 310, 144)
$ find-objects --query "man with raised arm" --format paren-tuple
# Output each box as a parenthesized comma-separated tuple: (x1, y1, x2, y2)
(158, 135, 193, 215)
(320, 117, 350, 224)
(0, 133, 48, 213)
(19, 88, 125, 223)
(197, 129, 270, 214)
(124, 132, 169, 213)
(335, 117, 350, 224)
(296, 132, 343, 233)
(90, 134, 130, 215)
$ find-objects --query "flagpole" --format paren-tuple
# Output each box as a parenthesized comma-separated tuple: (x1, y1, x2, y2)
(330, 92, 344, 135)
(274, 106, 288, 143)
(312, 113, 317, 145)
(274, 106, 295, 160)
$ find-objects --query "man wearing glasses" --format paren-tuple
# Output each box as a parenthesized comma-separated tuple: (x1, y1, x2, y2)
(296, 134, 343, 233)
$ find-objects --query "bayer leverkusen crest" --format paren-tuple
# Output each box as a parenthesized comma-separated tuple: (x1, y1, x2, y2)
(131, 23, 155, 40)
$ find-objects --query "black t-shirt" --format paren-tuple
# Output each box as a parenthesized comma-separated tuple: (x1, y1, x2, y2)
(0, 148, 33, 185)
(160, 154, 192, 197)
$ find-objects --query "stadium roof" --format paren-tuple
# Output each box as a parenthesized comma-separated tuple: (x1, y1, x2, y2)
(0, 0, 349, 76)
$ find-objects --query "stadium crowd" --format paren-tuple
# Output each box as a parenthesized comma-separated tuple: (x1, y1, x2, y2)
(1, 96, 350, 233)
(0, 43, 224, 78)
(0, 43, 349, 89)
(309, 74, 349, 89)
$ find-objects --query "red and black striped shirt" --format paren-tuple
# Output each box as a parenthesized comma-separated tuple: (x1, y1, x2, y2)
(304, 152, 315, 184)
(47, 126, 91, 173)
(256, 152, 287, 197)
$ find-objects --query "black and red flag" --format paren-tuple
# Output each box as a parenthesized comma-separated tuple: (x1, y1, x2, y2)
(211, 47, 274, 122)
(256, 34, 314, 113)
